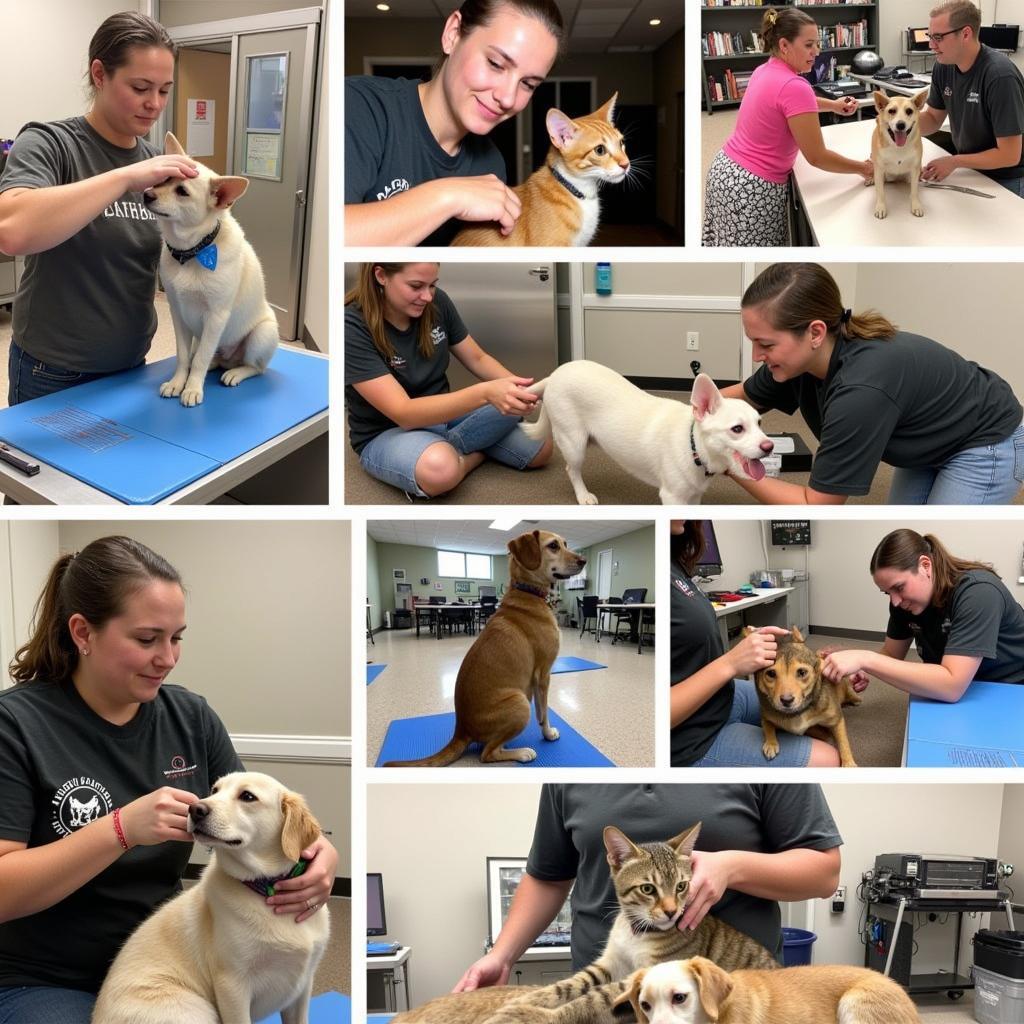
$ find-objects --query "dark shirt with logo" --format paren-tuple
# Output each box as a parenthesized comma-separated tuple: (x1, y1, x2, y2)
(886, 569, 1024, 682)
(0, 681, 242, 991)
(928, 44, 1024, 181)
(0, 117, 162, 371)
(344, 76, 507, 246)
(670, 566, 732, 766)
(345, 287, 469, 454)
(743, 331, 1023, 496)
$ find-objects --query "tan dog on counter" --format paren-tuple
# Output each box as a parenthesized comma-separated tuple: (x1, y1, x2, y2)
(383, 530, 586, 766)
(744, 626, 862, 767)
(616, 957, 922, 1024)
(871, 90, 928, 220)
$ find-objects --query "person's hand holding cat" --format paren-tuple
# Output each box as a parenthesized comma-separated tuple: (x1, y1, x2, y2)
(451, 950, 512, 993)
(484, 377, 540, 416)
(678, 848, 735, 932)
(440, 173, 523, 236)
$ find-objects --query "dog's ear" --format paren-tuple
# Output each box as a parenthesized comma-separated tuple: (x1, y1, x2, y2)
(791, 625, 805, 644)
(741, 625, 756, 639)
(281, 790, 323, 862)
(211, 175, 250, 209)
(690, 374, 721, 421)
(689, 957, 733, 1022)
(164, 131, 187, 156)
(667, 821, 701, 857)
(604, 825, 645, 870)
(508, 530, 543, 571)
(873, 90, 891, 113)
(912, 88, 928, 110)
(612, 969, 649, 1023)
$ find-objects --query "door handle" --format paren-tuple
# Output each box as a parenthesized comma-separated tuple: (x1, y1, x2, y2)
(295, 189, 306, 207)
(528, 266, 550, 282)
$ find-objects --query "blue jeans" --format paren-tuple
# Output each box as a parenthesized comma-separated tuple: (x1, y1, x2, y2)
(690, 679, 813, 767)
(998, 176, 1024, 197)
(358, 404, 546, 498)
(0, 986, 95, 1024)
(888, 420, 1024, 504)
(6, 340, 118, 406)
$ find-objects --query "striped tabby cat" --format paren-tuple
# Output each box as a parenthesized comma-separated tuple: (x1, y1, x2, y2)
(389, 822, 778, 1024)
(450, 94, 629, 247)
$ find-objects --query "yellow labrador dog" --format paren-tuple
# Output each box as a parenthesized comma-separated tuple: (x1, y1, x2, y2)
(383, 530, 587, 766)
(616, 957, 921, 1024)
(92, 772, 329, 1024)
(871, 90, 928, 220)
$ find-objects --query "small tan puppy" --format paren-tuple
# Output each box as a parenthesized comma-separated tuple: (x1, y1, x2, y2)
(143, 132, 279, 407)
(743, 626, 861, 767)
(383, 530, 586, 766)
(92, 772, 329, 1024)
(871, 90, 928, 219)
(616, 957, 922, 1024)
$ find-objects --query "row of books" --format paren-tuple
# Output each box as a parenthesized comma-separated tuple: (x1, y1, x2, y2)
(817, 19, 869, 47)
(702, 30, 763, 55)
(702, 0, 870, 5)
(706, 68, 756, 101)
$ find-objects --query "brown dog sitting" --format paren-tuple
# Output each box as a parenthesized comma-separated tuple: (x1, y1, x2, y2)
(743, 626, 862, 767)
(383, 530, 586, 767)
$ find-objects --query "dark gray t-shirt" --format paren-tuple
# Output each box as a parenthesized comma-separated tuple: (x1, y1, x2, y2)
(344, 287, 469, 453)
(0, 681, 242, 991)
(743, 332, 1023, 496)
(886, 569, 1024, 683)
(670, 567, 730, 767)
(928, 45, 1024, 181)
(0, 117, 161, 371)
(526, 784, 842, 969)
(344, 76, 507, 246)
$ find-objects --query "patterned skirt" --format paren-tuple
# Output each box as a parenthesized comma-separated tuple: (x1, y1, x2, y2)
(702, 149, 790, 247)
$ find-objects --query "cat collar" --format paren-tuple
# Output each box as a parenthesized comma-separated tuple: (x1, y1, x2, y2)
(512, 581, 550, 600)
(548, 164, 585, 199)
(166, 223, 221, 267)
(690, 420, 714, 477)
(240, 858, 308, 898)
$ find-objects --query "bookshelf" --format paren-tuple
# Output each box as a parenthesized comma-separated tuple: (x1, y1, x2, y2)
(701, 1, 879, 112)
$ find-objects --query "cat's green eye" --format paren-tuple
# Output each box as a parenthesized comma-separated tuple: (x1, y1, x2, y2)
(676, 881, 687, 892)
(640, 883, 655, 895)
(594, 145, 606, 156)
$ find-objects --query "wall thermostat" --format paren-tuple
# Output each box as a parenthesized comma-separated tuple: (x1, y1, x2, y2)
(771, 520, 812, 546)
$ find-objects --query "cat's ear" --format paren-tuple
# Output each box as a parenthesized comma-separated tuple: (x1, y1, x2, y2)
(667, 822, 702, 857)
(594, 92, 619, 124)
(689, 957, 733, 1020)
(546, 108, 580, 151)
(604, 825, 643, 869)
(690, 374, 722, 421)
(508, 530, 543, 571)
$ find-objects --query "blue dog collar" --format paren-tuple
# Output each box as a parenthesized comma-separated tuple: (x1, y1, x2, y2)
(166, 223, 221, 268)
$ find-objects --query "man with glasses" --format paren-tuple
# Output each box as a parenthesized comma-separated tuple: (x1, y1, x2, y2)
(915, 0, 1024, 195)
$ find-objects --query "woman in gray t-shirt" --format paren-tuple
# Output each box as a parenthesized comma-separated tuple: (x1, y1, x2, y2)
(721, 263, 1024, 505)
(822, 529, 1024, 699)
(0, 13, 198, 405)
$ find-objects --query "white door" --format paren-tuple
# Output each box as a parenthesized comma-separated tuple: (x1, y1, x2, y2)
(597, 549, 613, 600)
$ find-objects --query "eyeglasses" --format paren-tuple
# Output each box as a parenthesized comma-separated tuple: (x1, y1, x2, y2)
(928, 27, 963, 42)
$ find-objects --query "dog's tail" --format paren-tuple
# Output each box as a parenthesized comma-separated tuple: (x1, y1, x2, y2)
(381, 731, 472, 768)
(519, 377, 550, 442)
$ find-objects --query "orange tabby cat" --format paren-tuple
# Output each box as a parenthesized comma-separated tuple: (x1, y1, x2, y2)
(451, 93, 629, 247)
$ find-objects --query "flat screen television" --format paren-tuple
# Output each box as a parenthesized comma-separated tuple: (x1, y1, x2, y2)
(907, 27, 932, 51)
(980, 24, 1019, 51)
(695, 521, 723, 579)
(367, 872, 387, 936)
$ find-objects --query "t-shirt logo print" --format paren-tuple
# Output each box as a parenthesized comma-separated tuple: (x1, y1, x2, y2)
(430, 326, 447, 346)
(376, 178, 410, 201)
(52, 776, 114, 836)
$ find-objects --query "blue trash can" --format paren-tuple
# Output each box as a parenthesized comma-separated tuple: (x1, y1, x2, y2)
(782, 927, 817, 966)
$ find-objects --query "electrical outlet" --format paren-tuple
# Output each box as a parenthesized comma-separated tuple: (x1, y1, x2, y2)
(686, 331, 700, 351)
(831, 885, 846, 914)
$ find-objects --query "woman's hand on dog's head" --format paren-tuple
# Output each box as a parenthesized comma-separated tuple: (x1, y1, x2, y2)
(728, 626, 789, 676)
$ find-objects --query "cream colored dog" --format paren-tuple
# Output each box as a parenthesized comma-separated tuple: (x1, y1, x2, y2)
(92, 772, 329, 1024)
(143, 133, 279, 407)
(871, 90, 928, 220)
(616, 957, 921, 1024)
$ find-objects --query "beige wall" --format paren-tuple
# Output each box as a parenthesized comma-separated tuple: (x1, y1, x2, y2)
(158, 0, 316, 26)
(998, 785, 1024, 897)
(585, 263, 742, 295)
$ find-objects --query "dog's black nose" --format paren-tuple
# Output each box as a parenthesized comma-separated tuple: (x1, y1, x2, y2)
(895, 121, 906, 131)
(191, 802, 210, 821)
(780, 694, 795, 708)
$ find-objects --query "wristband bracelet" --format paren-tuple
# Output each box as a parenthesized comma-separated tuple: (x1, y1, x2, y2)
(112, 807, 130, 852)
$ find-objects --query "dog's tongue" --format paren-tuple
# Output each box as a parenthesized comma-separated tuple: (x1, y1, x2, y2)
(743, 457, 766, 481)
(893, 129, 909, 147)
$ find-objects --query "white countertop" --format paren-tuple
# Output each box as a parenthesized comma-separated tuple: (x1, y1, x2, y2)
(791, 119, 1024, 246)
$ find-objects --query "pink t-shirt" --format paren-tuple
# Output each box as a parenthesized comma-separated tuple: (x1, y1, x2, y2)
(722, 57, 819, 183)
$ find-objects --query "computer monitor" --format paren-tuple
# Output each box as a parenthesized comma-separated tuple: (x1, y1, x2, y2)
(367, 873, 387, 936)
(695, 521, 724, 579)
(802, 52, 833, 86)
(907, 27, 932, 51)
(980, 24, 1019, 51)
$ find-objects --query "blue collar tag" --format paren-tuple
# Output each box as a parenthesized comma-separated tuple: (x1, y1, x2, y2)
(196, 244, 218, 271)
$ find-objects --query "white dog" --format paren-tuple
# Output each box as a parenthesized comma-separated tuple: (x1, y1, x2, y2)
(521, 361, 774, 504)
(143, 133, 279, 407)
(92, 772, 329, 1024)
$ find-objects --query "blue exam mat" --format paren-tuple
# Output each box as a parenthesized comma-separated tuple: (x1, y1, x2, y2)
(552, 656, 606, 673)
(0, 348, 327, 503)
(368, 1017, 394, 1023)
(367, 663, 388, 685)
(375, 708, 614, 767)
(258, 991, 349, 1023)
(905, 681, 1024, 767)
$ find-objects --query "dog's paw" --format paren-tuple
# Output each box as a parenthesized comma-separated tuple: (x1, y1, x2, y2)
(516, 748, 538, 763)
(220, 367, 247, 387)
(542, 727, 560, 742)
(911, 202, 924, 217)
(180, 386, 205, 408)
(874, 205, 888, 219)
(762, 741, 780, 761)
(159, 377, 186, 398)
(580, 492, 599, 506)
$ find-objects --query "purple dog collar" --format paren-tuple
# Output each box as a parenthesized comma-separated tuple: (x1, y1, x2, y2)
(240, 858, 308, 898)
(511, 581, 550, 600)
